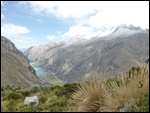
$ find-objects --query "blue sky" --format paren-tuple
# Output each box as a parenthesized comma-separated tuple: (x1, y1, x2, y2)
(1, 1, 149, 49)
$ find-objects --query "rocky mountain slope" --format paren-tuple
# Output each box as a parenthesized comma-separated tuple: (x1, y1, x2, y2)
(24, 25, 149, 83)
(1, 36, 41, 88)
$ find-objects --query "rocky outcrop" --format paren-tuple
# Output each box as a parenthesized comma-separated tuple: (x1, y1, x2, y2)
(1, 36, 29, 61)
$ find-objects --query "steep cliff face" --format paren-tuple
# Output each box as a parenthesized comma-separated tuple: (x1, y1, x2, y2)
(1, 36, 41, 88)
(24, 25, 149, 83)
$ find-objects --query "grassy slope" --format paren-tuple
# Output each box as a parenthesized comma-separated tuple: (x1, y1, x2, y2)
(1, 47, 40, 88)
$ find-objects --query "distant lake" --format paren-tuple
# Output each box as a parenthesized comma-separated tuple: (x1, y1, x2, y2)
(30, 62, 64, 85)
(30, 63, 51, 77)
(34, 67, 51, 76)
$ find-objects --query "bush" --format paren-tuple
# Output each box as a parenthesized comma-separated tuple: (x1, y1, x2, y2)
(28, 85, 40, 93)
(21, 85, 40, 96)
(140, 92, 149, 112)
(119, 99, 140, 112)
(48, 96, 69, 112)
(72, 66, 149, 112)
(21, 90, 30, 96)
(7, 99, 16, 112)
(39, 96, 47, 103)
(7, 92, 22, 100)
(55, 83, 79, 97)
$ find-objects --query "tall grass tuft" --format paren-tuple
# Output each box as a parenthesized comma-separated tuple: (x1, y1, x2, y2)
(111, 65, 149, 111)
(72, 65, 149, 112)
(72, 74, 119, 112)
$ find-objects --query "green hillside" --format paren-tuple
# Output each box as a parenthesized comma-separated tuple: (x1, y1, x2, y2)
(1, 65, 149, 112)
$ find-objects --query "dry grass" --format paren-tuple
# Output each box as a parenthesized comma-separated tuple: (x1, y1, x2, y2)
(111, 65, 149, 110)
(72, 75, 118, 112)
(72, 65, 149, 112)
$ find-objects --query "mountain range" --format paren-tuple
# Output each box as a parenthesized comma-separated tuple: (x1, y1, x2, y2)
(24, 25, 149, 83)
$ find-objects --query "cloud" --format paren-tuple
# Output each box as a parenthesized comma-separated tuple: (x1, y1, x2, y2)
(19, 1, 149, 29)
(88, 1, 149, 29)
(60, 25, 94, 40)
(1, 13, 5, 19)
(47, 35, 55, 40)
(19, 1, 100, 18)
(1, 23, 30, 37)
(1, 23, 38, 49)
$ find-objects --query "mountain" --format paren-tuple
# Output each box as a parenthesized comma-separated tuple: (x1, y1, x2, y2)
(24, 25, 149, 83)
(1, 36, 42, 88)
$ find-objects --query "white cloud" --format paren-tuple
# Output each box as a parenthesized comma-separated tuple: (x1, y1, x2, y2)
(88, 1, 149, 29)
(47, 35, 55, 40)
(19, 1, 149, 29)
(60, 25, 94, 40)
(1, 23, 30, 37)
(1, 13, 5, 19)
(1, 23, 38, 49)
(19, 1, 100, 18)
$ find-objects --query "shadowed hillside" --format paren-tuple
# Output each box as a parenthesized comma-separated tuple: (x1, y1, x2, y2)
(1, 36, 41, 88)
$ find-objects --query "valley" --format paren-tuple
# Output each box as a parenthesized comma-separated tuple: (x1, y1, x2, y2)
(24, 25, 149, 83)
(1, 1, 149, 112)
(30, 62, 64, 85)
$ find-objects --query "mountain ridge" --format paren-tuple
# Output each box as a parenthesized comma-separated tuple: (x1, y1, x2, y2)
(1, 36, 42, 88)
(24, 25, 149, 83)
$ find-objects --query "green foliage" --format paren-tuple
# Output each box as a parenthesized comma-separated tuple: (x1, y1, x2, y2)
(55, 83, 79, 97)
(48, 96, 71, 112)
(19, 105, 33, 112)
(21, 90, 30, 96)
(39, 96, 47, 104)
(1, 86, 5, 91)
(7, 91, 23, 100)
(7, 99, 17, 112)
(140, 92, 149, 112)
(119, 92, 149, 112)
(27, 85, 40, 93)
(119, 99, 140, 112)
(21, 85, 40, 96)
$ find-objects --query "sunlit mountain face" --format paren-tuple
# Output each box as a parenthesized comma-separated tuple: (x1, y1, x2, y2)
(24, 24, 149, 83)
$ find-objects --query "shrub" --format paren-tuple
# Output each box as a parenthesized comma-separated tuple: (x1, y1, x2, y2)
(140, 92, 149, 112)
(39, 96, 47, 103)
(21, 90, 30, 96)
(72, 66, 149, 112)
(21, 85, 40, 96)
(7, 92, 22, 100)
(55, 83, 79, 97)
(7, 99, 16, 112)
(119, 98, 140, 112)
(72, 78, 117, 112)
(48, 96, 69, 112)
